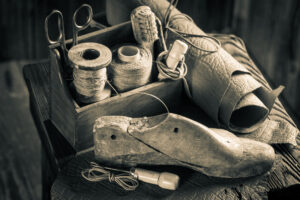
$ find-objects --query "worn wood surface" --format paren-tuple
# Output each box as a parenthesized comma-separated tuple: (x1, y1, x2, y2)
(23, 61, 76, 200)
(0, 61, 41, 200)
(23, 34, 300, 199)
(93, 113, 275, 178)
(50, 48, 77, 148)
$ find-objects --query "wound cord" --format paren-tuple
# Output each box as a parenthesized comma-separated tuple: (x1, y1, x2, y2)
(156, 50, 187, 80)
(155, 1, 193, 98)
(137, 92, 169, 114)
(109, 46, 153, 93)
(81, 162, 139, 191)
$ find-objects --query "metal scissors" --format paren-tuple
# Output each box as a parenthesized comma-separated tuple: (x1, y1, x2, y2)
(45, 9, 69, 63)
(44, 4, 106, 63)
(72, 4, 106, 46)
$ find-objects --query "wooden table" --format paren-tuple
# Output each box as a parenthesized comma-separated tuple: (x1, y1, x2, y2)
(23, 34, 300, 200)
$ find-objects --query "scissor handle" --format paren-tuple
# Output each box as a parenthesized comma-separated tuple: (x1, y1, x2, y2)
(72, 4, 93, 46)
(45, 10, 66, 45)
(45, 10, 69, 65)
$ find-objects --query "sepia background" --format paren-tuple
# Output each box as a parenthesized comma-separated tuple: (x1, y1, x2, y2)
(0, 0, 299, 199)
(1, 0, 299, 122)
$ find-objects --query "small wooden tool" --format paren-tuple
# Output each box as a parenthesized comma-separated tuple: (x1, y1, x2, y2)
(82, 161, 180, 190)
(131, 168, 180, 190)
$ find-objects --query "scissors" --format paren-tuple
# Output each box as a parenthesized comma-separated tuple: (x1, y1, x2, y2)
(44, 4, 106, 63)
(72, 4, 106, 46)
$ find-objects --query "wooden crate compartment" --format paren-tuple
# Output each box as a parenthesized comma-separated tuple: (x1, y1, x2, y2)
(49, 21, 185, 151)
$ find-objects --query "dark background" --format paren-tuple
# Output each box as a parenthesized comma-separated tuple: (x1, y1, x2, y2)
(0, 0, 299, 199)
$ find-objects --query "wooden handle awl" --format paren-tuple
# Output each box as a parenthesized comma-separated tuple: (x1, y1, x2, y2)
(132, 168, 180, 190)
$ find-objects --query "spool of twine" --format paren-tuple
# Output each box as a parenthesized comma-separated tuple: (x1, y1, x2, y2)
(68, 42, 112, 104)
(109, 45, 152, 92)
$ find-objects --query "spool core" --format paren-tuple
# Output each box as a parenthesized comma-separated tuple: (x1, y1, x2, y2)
(82, 49, 100, 60)
(118, 46, 140, 63)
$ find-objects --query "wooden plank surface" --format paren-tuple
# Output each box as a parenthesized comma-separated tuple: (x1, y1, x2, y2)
(49, 49, 77, 147)
(0, 61, 41, 200)
(23, 60, 76, 200)
(23, 34, 300, 199)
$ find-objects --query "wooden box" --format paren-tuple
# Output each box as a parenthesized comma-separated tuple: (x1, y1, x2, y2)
(49, 21, 184, 151)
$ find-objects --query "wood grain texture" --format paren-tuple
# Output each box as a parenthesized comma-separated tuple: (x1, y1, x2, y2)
(24, 61, 76, 200)
(93, 113, 275, 178)
(60, 21, 134, 50)
(23, 34, 300, 200)
(0, 61, 41, 200)
(50, 48, 77, 147)
(51, 151, 273, 200)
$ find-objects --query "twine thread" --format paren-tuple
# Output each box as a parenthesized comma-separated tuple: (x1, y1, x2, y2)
(81, 162, 139, 191)
(73, 67, 107, 97)
(109, 46, 153, 93)
(156, 50, 187, 80)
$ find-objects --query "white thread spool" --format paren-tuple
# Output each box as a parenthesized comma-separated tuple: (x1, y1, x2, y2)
(109, 45, 152, 92)
(131, 6, 158, 52)
(68, 42, 112, 104)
